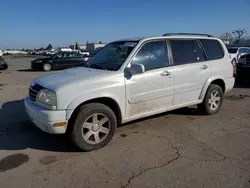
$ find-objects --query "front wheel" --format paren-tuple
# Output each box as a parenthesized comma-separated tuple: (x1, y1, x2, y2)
(198, 84, 224, 115)
(70, 103, 117, 151)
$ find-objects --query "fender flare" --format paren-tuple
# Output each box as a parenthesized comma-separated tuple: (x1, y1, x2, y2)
(66, 94, 123, 120)
(199, 76, 225, 101)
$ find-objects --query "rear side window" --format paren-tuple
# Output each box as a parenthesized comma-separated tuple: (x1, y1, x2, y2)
(170, 40, 206, 65)
(199, 39, 224, 60)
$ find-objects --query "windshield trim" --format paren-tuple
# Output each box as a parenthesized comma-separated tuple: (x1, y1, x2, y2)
(87, 41, 139, 71)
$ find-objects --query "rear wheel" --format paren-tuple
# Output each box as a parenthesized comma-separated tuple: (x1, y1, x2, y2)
(43, 63, 52, 71)
(70, 103, 117, 151)
(198, 84, 223, 115)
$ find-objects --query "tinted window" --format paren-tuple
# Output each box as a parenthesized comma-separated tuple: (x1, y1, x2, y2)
(69, 52, 81, 57)
(238, 48, 250, 53)
(170, 40, 204, 65)
(132, 40, 169, 71)
(200, 39, 224, 60)
(194, 40, 206, 62)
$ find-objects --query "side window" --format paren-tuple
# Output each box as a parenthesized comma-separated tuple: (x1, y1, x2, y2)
(132, 40, 169, 71)
(199, 39, 224, 60)
(193, 40, 206, 62)
(170, 40, 201, 65)
(69, 52, 79, 57)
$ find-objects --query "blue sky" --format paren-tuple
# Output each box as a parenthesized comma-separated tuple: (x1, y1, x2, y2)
(1, 0, 250, 49)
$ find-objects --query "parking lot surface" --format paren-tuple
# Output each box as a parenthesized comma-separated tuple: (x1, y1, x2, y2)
(0, 57, 250, 188)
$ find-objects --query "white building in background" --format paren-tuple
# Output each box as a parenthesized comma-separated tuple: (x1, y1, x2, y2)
(69, 43, 106, 52)
(69, 44, 87, 51)
(86, 43, 106, 51)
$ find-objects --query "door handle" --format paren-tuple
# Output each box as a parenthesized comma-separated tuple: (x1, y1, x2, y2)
(200, 64, 208, 69)
(161, 70, 171, 76)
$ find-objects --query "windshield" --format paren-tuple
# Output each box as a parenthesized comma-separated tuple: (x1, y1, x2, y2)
(227, 48, 238, 53)
(86, 41, 137, 71)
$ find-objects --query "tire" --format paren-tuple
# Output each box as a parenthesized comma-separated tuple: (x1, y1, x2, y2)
(70, 103, 117, 151)
(43, 63, 52, 71)
(198, 84, 224, 115)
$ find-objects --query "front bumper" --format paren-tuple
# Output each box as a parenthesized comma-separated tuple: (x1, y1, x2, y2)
(24, 97, 67, 134)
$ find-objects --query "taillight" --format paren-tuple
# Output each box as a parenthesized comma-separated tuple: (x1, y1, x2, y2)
(232, 63, 235, 77)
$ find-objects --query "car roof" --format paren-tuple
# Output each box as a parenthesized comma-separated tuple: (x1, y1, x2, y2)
(114, 35, 218, 43)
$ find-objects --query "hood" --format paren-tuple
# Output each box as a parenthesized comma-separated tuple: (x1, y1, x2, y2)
(35, 67, 115, 91)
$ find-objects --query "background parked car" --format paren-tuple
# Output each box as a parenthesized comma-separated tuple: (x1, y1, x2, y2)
(227, 47, 250, 65)
(3, 50, 28, 55)
(31, 51, 88, 71)
(0, 57, 8, 70)
(236, 53, 250, 82)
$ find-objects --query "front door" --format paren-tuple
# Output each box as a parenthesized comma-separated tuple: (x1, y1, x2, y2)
(169, 39, 211, 106)
(125, 40, 175, 119)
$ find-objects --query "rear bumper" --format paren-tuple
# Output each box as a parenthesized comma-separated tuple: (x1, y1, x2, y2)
(224, 77, 235, 93)
(24, 97, 67, 134)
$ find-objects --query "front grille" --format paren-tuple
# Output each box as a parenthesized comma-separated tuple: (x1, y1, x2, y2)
(29, 83, 44, 101)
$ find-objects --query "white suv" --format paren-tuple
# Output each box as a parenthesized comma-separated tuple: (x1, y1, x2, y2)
(25, 33, 235, 151)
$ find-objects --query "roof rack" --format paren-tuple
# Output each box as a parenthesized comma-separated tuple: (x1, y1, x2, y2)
(162, 33, 214, 37)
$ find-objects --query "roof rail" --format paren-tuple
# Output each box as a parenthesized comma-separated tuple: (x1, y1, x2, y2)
(162, 33, 214, 37)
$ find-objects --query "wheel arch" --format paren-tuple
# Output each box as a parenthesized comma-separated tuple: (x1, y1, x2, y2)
(199, 76, 226, 101)
(66, 97, 122, 134)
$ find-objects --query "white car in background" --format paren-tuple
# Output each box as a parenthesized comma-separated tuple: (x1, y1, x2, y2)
(0, 50, 3, 57)
(227, 47, 250, 65)
(3, 50, 28, 55)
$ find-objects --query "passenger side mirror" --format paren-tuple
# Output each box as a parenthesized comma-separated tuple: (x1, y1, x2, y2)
(125, 63, 145, 77)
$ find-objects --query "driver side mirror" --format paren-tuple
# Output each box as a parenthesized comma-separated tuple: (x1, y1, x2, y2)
(125, 63, 145, 78)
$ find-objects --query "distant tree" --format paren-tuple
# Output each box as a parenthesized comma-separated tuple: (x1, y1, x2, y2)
(86, 41, 89, 45)
(45, 44, 53, 50)
(232, 29, 247, 44)
(75, 42, 79, 50)
(99, 41, 102, 44)
(219, 32, 233, 44)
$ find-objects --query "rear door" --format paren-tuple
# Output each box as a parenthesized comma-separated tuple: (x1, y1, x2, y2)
(169, 39, 211, 106)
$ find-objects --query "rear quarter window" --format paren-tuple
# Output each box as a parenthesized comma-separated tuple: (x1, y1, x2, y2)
(199, 39, 224, 60)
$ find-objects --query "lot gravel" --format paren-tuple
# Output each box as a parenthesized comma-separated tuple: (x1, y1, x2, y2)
(0, 56, 250, 188)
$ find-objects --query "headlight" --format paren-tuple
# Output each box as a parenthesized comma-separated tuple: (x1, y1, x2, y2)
(36, 89, 57, 109)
